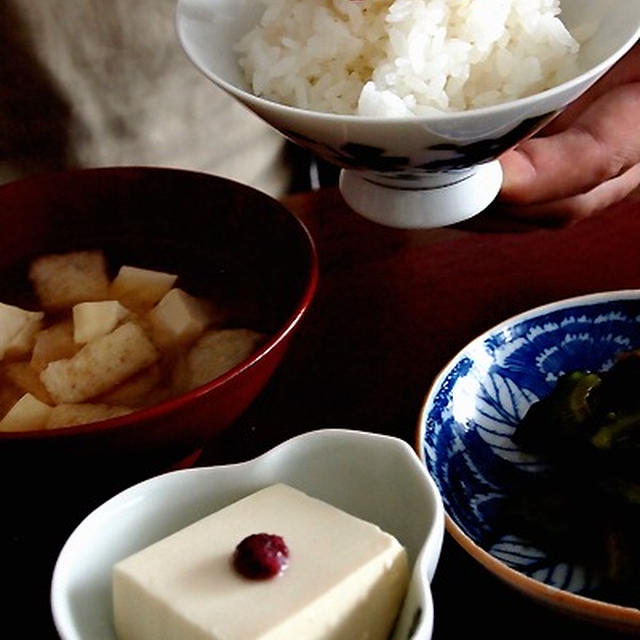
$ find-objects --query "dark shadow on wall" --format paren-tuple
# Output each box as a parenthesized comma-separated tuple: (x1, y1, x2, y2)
(0, 3, 74, 181)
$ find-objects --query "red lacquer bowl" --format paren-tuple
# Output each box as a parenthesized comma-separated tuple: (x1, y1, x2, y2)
(0, 167, 317, 490)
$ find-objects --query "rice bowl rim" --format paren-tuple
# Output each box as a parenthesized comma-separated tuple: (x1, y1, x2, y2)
(177, 1, 640, 124)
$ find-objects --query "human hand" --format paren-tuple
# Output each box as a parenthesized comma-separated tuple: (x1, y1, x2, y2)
(498, 43, 640, 225)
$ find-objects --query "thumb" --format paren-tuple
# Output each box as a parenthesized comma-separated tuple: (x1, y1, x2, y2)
(499, 83, 640, 205)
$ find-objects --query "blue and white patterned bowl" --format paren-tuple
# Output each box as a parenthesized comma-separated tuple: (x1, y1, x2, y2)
(177, 0, 640, 229)
(417, 290, 640, 634)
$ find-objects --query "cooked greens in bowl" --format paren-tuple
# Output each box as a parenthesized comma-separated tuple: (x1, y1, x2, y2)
(507, 350, 640, 607)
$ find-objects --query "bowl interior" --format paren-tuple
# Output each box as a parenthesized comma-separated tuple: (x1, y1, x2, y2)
(52, 429, 445, 640)
(177, 0, 640, 120)
(418, 291, 640, 628)
(0, 167, 313, 336)
(561, 1, 640, 70)
(0, 167, 317, 479)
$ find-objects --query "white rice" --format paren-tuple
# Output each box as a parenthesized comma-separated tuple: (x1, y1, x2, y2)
(235, 0, 581, 116)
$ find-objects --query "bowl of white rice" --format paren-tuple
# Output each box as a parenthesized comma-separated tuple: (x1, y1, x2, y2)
(177, 0, 640, 229)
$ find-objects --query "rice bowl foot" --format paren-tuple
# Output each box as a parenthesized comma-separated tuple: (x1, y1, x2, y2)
(339, 160, 503, 229)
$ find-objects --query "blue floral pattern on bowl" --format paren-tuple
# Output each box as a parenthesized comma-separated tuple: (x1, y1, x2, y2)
(419, 291, 640, 597)
(281, 112, 554, 175)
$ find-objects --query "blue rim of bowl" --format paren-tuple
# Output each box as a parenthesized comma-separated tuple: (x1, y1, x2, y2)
(415, 289, 640, 632)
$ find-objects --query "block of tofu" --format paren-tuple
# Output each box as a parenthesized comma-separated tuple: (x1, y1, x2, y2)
(113, 484, 409, 640)
(97, 363, 163, 408)
(147, 288, 215, 347)
(0, 303, 27, 355)
(46, 403, 132, 429)
(109, 265, 178, 310)
(28, 250, 110, 310)
(72, 300, 129, 344)
(0, 392, 52, 432)
(181, 328, 265, 391)
(40, 321, 159, 403)
(0, 302, 44, 360)
(30, 320, 79, 371)
(4, 361, 53, 404)
(3, 310, 45, 360)
(0, 372, 23, 418)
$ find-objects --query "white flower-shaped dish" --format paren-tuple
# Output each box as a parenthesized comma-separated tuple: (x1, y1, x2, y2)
(51, 428, 444, 640)
(176, 0, 640, 229)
